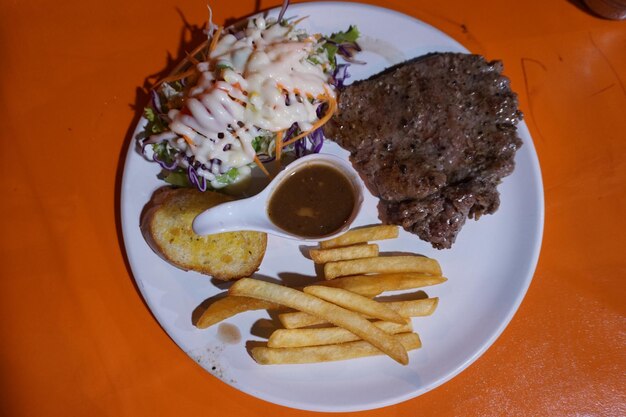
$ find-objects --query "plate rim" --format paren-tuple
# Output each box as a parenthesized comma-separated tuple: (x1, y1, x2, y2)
(120, 1, 545, 412)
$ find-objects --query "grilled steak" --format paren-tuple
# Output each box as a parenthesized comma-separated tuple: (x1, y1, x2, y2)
(325, 53, 523, 249)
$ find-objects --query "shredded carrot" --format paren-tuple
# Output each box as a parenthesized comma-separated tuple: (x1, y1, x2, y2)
(316, 91, 329, 100)
(208, 26, 223, 55)
(281, 94, 337, 148)
(253, 155, 271, 177)
(275, 130, 284, 161)
(187, 40, 209, 62)
(182, 135, 195, 147)
(290, 16, 309, 26)
(164, 40, 209, 78)
(185, 52, 200, 66)
(189, 40, 209, 59)
(154, 67, 197, 88)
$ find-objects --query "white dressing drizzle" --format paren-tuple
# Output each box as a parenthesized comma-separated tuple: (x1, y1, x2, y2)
(163, 17, 335, 187)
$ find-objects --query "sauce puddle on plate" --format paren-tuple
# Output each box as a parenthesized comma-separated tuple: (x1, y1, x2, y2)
(267, 164, 356, 238)
(217, 323, 241, 345)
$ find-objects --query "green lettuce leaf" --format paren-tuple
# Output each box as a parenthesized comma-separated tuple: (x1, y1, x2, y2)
(321, 25, 360, 69)
(157, 170, 190, 187)
(215, 167, 240, 185)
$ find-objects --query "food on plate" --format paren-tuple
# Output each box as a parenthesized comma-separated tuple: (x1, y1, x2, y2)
(140, 187, 267, 280)
(279, 298, 439, 329)
(267, 319, 412, 348)
(137, 11, 361, 191)
(320, 273, 447, 294)
(252, 332, 421, 365)
(195, 296, 280, 329)
(192, 276, 388, 330)
(319, 224, 399, 249)
(325, 53, 523, 249)
(309, 243, 379, 263)
(267, 163, 357, 238)
(323, 255, 442, 280)
(303, 285, 405, 324)
(191, 223, 445, 365)
(229, 278, 409, 364)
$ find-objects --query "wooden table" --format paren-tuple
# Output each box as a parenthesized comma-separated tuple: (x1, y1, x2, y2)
(2, 0, 624, 415)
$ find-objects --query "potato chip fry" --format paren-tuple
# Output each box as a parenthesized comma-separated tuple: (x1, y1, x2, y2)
(310, 244, 379, 264)
(195, 296, 280, 329)
(252, 332, 421, 364)
(229, 278, 409, 364)
(268, 319, 412, 348)
(324, 256, 441, 280)
(321, 273, 447, 294)
(319, 225, 398, 249)
(303, 286, 405, 324)
(279, 298, 439, 329)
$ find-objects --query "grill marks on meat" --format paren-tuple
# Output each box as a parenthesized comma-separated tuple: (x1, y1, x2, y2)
(324, 53, 523, 249)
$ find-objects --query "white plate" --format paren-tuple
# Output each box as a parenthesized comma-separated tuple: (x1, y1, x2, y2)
(121, 2, 544, 412)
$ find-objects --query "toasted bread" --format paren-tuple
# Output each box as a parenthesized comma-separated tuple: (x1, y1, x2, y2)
(140, 187, 267, 280)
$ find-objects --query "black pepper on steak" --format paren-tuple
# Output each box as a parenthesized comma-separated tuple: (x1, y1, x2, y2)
(324, 53, 523, 249)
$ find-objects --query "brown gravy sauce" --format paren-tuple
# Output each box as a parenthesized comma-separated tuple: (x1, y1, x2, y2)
(267, 164, 355, 238)
(217, 323, 241, 344)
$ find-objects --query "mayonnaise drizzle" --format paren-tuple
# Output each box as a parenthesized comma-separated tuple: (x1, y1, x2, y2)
(164, 17, 335, 186)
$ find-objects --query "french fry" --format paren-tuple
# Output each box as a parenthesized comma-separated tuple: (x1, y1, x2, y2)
(195, 296, 280, 329)
(319, 225, 398, 249)
(229, 278, 409, 364)
(310, 244, 379, 264)
(252, 332, 421, 364)
(384, 297, 438, 318)
(268, 319, 413, 348)
(279, 298, 439, 329)
(303, 286, 405, 324)
(321, 273, 447, 294)
(349, 288, 385, 298)
(324, 256, 441, 280)
(193, 286, 384, 330)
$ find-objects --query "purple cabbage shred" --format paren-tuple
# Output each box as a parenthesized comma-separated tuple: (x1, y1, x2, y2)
(332, 64, 351, 88)
(150, 90, 163, 114)
(309, 128, 324, 153)
(153, 152, 178, 171)
(277, 0, 290, 23)
(187, 164, 207, 192)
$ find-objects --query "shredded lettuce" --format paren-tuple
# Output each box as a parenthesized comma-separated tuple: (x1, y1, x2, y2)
(307, 56, 321, 65)
(158, 170, 190, 187)
(215, 167, 240, 185)
(139, 107, 167, 138)
(321, 25, 360, 68)
(216, 62, 233, 70)
(251, 136, 264, 152)
(152, 141, 176, 164)
(137, 17, 361, 192)
(251, 134, 275, 157)
(329, 25, 360, 44)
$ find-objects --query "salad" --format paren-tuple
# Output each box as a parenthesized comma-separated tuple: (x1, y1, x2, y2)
(137, 5, 361, 191)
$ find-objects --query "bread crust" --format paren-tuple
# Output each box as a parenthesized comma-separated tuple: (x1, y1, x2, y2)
(140, 187, 267, 280)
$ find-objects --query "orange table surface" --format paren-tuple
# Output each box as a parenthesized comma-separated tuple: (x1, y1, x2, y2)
(1, 0, 625, 415)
